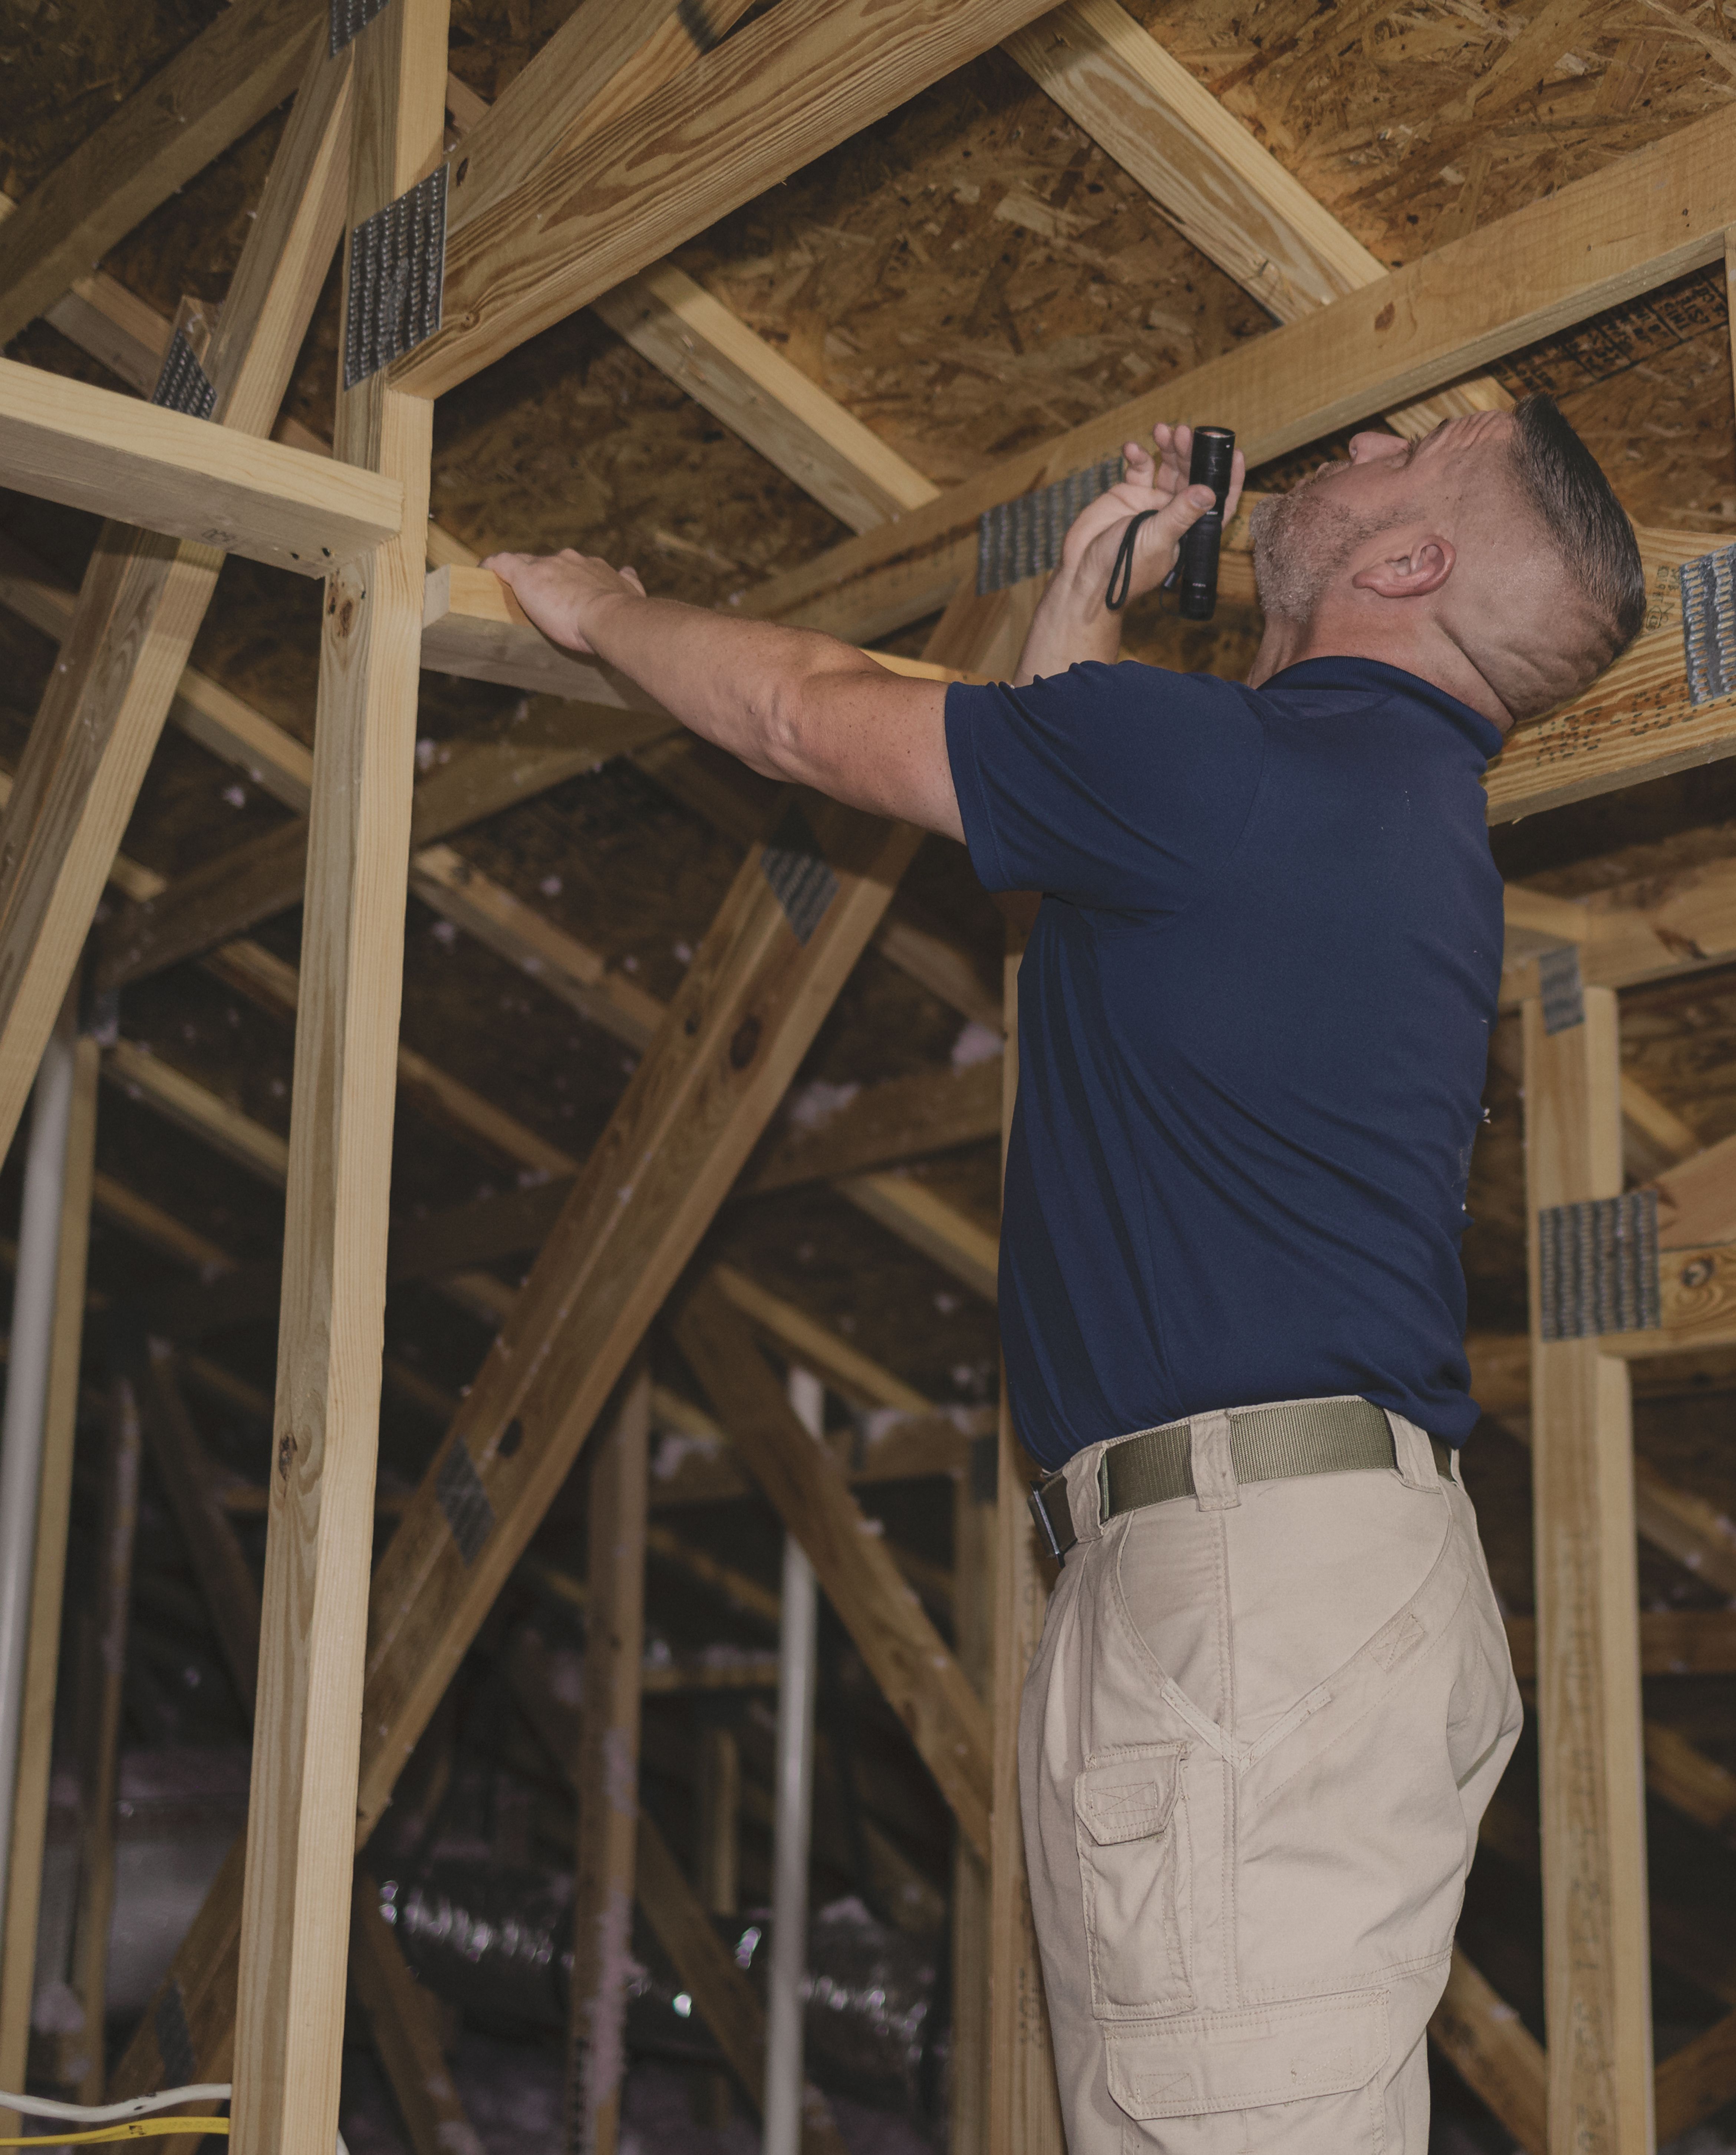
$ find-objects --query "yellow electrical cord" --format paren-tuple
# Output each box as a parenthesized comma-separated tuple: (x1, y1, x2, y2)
(0, 2122, 229, 2145)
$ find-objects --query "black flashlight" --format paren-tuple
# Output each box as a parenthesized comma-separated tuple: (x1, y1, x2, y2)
(1174, 425, 1236, 621)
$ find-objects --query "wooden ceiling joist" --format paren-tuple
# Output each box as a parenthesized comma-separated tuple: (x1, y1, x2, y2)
(422, 562, 977, 700)
(593, 263, 941, 535)
(0, 356, 399, 575)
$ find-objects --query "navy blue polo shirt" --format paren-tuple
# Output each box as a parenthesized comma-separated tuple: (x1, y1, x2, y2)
(945, 655, 1505, 1472)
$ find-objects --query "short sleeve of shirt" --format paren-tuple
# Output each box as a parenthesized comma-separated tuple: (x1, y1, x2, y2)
(945, 661, 1268, 913)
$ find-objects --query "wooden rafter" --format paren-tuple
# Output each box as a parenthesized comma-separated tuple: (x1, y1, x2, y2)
(594, 263, 941, 534)
(1502, 840, 1736, 1006)
(441, 7, 921, 616)
(739, 1057, 1001, 1196)
(393, 0, 1059, 397)
(438, 0, 761, 231)
(1005, 0, 1513, 441)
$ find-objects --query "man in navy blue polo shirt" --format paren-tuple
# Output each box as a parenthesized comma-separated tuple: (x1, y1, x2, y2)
(490, 392, 1644, 2152)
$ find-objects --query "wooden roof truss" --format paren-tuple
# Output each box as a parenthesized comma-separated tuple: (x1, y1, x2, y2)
(3, 3, 1736, 2151)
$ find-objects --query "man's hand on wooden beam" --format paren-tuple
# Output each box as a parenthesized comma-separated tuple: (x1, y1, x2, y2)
(482, 546, 648, 652)
(483, 548, 965, 841)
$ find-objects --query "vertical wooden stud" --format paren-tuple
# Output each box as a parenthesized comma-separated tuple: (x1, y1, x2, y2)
(564, 1369, 650, 2155)
(987, 918, 1064, 2154)
(69, 1375, 144, 2100)
(0, 1023, 98, 2125)
(1523, 986, 1654, 2155)
(228, 5, 448, 2153)
(925, 559, 1050, 2154)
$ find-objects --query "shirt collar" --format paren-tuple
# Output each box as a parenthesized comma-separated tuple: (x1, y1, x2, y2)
(1261, 655, 1505, 760)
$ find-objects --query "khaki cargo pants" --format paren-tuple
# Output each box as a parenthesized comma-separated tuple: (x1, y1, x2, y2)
(1020, 1402, 1521, 2153)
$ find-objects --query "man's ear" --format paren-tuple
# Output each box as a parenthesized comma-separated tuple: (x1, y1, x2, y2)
(1350, 535, 1455, 600)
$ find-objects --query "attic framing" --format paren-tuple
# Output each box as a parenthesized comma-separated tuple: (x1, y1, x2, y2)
(2, 4, 1736, 2154)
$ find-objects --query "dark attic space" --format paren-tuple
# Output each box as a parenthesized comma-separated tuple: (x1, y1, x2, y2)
(1, 2, 1736, 2154)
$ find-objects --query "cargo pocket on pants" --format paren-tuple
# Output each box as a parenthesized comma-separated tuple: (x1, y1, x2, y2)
(1075, 1744, 1192, 2018)
(1105, 1988, 1389, 2151)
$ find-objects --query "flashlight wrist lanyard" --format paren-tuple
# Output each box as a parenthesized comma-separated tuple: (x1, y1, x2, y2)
(1104, 510, 1159, 612)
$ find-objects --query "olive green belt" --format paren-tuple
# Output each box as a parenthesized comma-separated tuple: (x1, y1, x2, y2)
(1028, 1397, 1456, 1563)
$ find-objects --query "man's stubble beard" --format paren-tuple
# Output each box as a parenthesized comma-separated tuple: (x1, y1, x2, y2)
(1249, 476, 1398, 624)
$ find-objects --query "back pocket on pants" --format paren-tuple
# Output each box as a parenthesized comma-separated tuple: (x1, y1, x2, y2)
(1075, 1744, 1192, 2018)
(1105, 1988, 1389, 2151)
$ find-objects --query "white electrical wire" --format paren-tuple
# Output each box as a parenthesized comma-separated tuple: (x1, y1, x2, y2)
(0, 2090, 231, 2126)
(0, 2088, 349, 2155)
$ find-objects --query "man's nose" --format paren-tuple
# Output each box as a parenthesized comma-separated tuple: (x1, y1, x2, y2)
(1347, 430, 1408, 463)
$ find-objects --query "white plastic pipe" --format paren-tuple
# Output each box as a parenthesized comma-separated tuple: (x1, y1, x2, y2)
(762, 1367, 822, 2155)
(0, 1003, 78, 1940)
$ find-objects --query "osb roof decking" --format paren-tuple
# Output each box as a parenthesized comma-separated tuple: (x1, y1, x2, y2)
(6, 0, 1736, 2112)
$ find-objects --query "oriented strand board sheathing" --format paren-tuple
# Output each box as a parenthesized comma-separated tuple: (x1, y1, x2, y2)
(1121, 0, 1736, 279)
(680, 51, 1272, 499)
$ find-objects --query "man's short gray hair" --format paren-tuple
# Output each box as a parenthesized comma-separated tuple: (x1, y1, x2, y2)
(1507, 393, 1646, 666)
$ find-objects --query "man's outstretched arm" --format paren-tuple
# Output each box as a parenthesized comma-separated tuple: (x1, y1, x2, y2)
(483, 550, 963, 842)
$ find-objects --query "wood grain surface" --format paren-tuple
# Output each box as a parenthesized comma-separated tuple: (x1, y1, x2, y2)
(393, 0, 1061, 395)
(1523, 989, 1655, 2155)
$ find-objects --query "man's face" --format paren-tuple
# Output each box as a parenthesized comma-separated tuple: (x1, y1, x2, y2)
(1249, 413, 1513, 622)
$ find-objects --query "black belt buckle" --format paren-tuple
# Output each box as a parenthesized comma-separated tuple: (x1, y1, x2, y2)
(1028, 1473, 1071, 1563)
